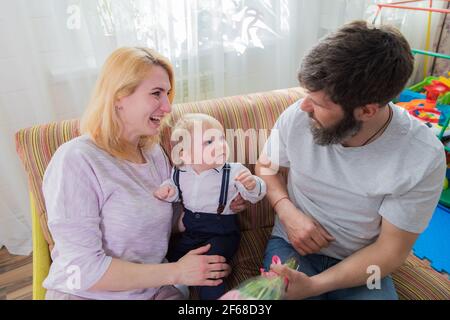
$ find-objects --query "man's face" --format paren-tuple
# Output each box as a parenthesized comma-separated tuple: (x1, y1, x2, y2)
(300, 90, 362, 145)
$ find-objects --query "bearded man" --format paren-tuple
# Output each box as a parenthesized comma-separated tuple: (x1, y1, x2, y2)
(256, 20, 446, 300)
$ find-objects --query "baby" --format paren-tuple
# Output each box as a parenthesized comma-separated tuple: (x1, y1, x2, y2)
(154, 113, 266, 300)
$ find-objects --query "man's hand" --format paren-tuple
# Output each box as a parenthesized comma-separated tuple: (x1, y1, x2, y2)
(270, 264, 321, 300)
(256, 158, 334, 255)
(153, 185, 176, 200)
(281, 204, 335, 255)
(230, 193, 249, 213)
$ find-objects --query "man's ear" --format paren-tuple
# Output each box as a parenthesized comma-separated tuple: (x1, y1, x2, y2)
(353, 103, 380, 121)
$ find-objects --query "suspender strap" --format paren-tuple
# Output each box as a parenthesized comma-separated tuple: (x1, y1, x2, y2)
(217, 163, 231, 214)
(173, 168, 183, 205)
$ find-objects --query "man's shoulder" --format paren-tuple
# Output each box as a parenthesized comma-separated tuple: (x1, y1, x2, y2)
(387, 105, 446, 188)
(392, 104, 444, 159)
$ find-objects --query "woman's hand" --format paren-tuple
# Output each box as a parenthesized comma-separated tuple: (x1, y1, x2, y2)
(175, 244, 231, 286)
(230, 194, 249, 213)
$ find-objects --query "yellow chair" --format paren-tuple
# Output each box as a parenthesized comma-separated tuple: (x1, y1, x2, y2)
(16, 119, 80, 300)
(30, 193, 51, 300)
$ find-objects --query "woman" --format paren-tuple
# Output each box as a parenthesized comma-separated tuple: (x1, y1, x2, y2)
(42, 47, 246, 300)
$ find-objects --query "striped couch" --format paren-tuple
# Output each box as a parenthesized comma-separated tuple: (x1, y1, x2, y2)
(15, 88, 450, 300)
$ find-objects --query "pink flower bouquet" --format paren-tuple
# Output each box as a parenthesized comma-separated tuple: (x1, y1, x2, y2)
(220, 256, 298, 300)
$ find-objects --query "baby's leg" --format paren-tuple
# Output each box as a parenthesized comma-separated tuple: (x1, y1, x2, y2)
(197, 233, 240, 300)
(167, 233, 203, 262)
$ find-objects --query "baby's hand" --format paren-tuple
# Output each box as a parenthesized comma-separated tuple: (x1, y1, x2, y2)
(153, 185, 176, 200)
(235, 169, 257, 191)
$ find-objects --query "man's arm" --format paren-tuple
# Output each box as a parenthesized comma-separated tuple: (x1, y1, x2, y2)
(256, 157, 334, 255)
(255, 156, 289, 207)
(272, 218, 418, 299)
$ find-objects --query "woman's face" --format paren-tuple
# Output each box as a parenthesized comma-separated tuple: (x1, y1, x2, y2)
(116, 65, 172, 144)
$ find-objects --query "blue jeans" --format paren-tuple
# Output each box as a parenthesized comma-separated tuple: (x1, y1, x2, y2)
(263, 237, 399, 300)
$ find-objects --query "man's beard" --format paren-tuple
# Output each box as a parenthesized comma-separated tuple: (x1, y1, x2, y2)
(308, 112, 362, 146)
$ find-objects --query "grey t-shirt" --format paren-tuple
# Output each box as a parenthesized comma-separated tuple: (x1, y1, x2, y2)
(264, 100, 446, 260)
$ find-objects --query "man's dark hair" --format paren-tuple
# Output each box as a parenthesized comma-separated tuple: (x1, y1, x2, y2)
(298, 20, 414, 112)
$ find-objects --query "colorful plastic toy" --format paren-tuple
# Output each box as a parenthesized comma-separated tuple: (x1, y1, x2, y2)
(439, 92, 450, 105)
(409, 108, 440, 123)
(424, 80, 450, 101)
(408, 76, 438, 92)
(438, 75, 450, 88)
(397, 89, 425, 103)
(397, 72, 450, 138)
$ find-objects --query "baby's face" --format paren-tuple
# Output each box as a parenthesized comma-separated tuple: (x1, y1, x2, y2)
(181, 122, 229, 170)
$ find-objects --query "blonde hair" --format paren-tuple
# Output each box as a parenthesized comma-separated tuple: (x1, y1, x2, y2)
(172, 113, 224, 137)
(80, 47, 175, 159)
(171, 113, 225, 166)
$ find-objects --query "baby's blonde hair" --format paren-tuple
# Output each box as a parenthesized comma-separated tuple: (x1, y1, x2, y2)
(172, 113, 224, 137)
(170, 113, 225, 166)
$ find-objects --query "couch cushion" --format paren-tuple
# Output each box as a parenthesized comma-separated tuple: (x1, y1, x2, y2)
(393, 254, 450, 300)
(227, 227, 273, 289)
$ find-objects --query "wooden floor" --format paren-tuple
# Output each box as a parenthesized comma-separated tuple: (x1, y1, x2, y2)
(0, 247, 32, 300)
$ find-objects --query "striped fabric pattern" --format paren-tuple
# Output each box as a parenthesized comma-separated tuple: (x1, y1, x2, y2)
(15, 120, 80, 251)
(227, 227, 273, 290)
(393, 255, 450, 300)
(14, 87, 450, 300)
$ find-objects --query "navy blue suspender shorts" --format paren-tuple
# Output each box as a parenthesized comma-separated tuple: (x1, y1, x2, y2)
(167, 164, 241, 300)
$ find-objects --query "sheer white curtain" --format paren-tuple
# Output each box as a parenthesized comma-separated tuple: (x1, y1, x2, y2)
(0, 0, 436, 255)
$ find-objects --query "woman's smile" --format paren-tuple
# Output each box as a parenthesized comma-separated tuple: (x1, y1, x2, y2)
(149, 114, 163, 127)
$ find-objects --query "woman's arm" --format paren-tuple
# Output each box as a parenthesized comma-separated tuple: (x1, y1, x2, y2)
(90, 244, 230, 292)
(44, 146, 230, 294)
